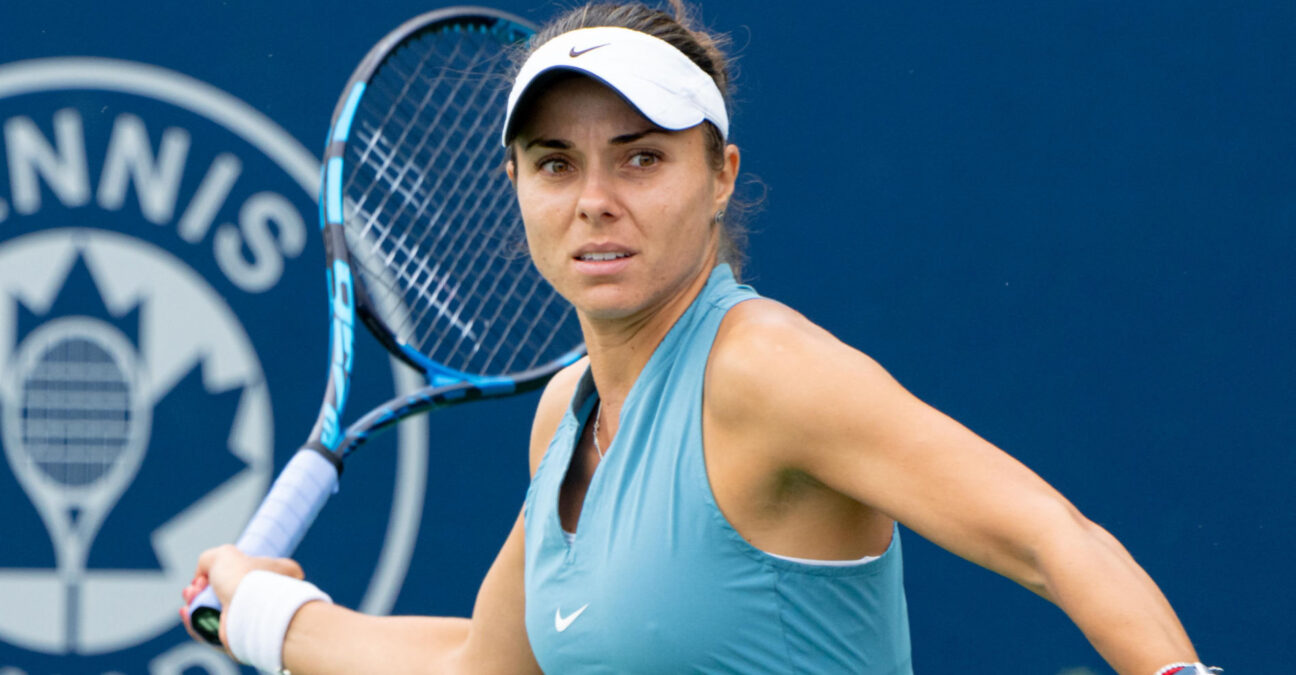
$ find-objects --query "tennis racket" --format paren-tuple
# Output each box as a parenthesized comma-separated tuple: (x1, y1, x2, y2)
(187, 6, 583, 644)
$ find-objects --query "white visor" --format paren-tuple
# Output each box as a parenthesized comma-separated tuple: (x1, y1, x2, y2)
(501, 26, 729, 146)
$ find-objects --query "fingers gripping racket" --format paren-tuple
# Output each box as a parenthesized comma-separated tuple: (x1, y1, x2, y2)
(188, 7, 582, 644)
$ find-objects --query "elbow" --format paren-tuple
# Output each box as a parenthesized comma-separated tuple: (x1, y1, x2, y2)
(1012, 500, 1111, 602)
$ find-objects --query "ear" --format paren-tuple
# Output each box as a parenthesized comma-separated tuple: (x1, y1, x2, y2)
(505, 157, 517, 184)
(713, 144, 740, 212)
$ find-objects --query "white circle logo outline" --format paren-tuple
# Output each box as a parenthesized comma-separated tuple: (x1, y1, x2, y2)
(0, 57, 429, 626)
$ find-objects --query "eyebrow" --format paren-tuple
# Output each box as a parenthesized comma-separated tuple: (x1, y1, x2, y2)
(610, 128, 666, 144)
(522, 127, 666, 151)
(524, 138, 572, 151)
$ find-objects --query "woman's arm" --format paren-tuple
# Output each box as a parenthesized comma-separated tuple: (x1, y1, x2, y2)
(279, 509, 538, 675)
(709, 300, 1200, 675)
(183, 360, 586, 674)
(184, 508, 538, 675)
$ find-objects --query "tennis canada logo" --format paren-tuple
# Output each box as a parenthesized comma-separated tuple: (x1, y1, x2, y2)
(0, 59, 426, 674)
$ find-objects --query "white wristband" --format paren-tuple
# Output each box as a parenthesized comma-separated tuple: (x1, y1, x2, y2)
(225, 570, 332, 673)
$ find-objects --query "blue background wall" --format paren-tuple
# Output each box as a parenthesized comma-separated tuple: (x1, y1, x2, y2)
(1, 1, 1290, 672)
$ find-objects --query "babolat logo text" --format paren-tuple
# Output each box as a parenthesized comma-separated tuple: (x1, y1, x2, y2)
(0, 59, 427, 674)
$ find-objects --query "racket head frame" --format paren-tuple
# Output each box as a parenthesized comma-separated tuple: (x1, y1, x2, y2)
(188, 7, 581, 646)
(312, 6, 582, 458)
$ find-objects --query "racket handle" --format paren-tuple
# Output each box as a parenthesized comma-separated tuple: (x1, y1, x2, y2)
(187, 449, 340, 645)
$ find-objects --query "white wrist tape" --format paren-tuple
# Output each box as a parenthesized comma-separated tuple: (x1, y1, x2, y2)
(225, 570, 332, 673)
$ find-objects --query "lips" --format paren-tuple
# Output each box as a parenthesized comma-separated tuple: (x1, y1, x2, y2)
(572, 244, 634, 274)
(573, 243, 634, 261)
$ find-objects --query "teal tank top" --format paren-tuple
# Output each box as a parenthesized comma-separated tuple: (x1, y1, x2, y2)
(523, 264, 912, 674)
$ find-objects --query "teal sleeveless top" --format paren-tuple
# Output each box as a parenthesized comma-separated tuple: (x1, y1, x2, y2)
(523, 265, 912, 674)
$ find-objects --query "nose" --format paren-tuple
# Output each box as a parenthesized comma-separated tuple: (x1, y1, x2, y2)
(576, 168, 619, 227)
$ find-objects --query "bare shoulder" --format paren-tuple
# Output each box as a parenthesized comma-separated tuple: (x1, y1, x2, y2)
(706, 299, 904, 464)
(709, 299, 887, 404)
(528, 357, 587, 475)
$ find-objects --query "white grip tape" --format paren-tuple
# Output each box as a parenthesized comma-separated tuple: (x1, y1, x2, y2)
(235, 450, 340, 558)
(185, 450, 340, 640)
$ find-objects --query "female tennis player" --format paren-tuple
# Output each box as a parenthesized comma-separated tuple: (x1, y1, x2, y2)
(183, 2, 1217, 673)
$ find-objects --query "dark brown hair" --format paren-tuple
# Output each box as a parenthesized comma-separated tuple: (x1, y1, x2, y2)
(512, 1, 750, 277)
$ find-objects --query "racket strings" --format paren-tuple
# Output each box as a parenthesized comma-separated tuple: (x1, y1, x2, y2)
(352, 39, 476, 246)
(369, 63, 513, 354)
(393, 87, 508, 320)
(487, 278, 566, 374)
(350, 36, 505, 344)
(350, 61, 473, 271)
(341, 25, 579, 377)
(357, 36, 507, 292)
(414, 150, 529, 359)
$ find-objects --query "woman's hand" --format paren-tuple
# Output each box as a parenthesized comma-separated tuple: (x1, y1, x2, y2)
(180, 544, 306, 650)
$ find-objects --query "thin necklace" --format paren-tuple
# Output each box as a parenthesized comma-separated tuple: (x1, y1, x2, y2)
(592, 400, 605, 459)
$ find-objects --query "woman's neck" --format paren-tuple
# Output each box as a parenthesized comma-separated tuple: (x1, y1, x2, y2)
(580, 260, 716, 419)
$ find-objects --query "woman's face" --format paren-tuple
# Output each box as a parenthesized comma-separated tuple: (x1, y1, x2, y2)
(509, 76, 738, 323)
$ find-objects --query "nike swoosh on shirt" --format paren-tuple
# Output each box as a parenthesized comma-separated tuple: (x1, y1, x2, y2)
(569, 44, 609, 58)
(554, 604, 589, 632)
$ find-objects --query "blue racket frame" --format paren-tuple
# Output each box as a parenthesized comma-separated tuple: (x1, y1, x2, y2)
(187, 7, 584, 645)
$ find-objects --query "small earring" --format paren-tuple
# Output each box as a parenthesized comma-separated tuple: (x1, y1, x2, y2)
(714, 208, 726, 224)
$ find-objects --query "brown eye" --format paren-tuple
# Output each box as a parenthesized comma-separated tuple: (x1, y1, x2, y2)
(628, 152, 659, 168)
(539, 158, 571, 174)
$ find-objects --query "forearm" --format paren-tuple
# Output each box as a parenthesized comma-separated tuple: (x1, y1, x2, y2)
(282, 602, 471, 675)
(276, 510, 535, 675)
(1033, 515, 1197, 675)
